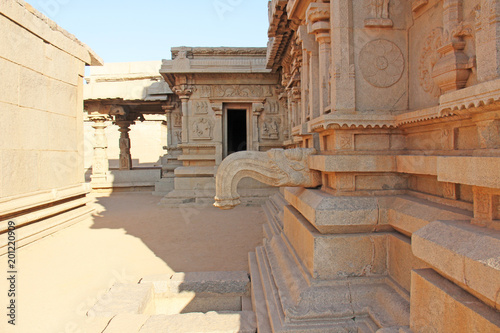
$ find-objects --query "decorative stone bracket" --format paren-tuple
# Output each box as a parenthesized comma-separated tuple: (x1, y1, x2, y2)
(214, 148, 322, 209)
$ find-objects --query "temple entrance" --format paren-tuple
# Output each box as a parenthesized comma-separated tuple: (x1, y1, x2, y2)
(224, 108, 248, 157)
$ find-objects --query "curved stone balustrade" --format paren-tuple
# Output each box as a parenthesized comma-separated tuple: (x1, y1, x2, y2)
(214, 148, 322, 209)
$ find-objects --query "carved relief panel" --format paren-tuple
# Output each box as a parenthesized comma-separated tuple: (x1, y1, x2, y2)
(261, 117, 282, 140)
(191, 117, 213, 140)
(359, 39, 404, 88)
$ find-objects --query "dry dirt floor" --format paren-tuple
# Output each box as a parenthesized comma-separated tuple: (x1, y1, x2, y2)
(0, 192, 265, 333)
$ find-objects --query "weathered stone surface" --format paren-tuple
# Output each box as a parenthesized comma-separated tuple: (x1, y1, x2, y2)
(410, 269, 500, 332)
(413, 221, 500, 309)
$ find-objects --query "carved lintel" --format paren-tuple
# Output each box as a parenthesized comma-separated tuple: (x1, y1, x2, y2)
(214, 148, 322, 209)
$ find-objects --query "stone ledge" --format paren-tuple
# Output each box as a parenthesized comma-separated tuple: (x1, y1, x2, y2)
(410, 269, 500, 332)
(308, 155, 397, 173)
(413, 221, 500, 309)
(437, 156, 500, 189)
(0, 183, 90, 217)
(284, 187, 384, 234)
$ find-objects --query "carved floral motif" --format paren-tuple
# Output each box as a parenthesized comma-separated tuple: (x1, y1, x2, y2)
(359, 39, 404, 88)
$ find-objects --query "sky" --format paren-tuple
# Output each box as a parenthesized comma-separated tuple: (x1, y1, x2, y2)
(28, 0, 270, 63)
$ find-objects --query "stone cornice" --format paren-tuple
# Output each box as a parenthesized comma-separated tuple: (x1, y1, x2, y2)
(171, 47, 267, 59)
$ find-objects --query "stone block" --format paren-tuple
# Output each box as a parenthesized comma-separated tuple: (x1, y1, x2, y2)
(89, 283, 154, 317)
(38, 151, 80, 190)
(174, 177, 215, 191)
(387, 233, 429, 292)
(437, 156, 500, 189)
(103, 314, 150, 333)
(1, 149, 40, 197)
(47, 79, 77, 117)
(396, 155, 437, 176)
(284, 187, 384, 233)
(169, 271, 250, 296)
(0, 103, 21, 151)
(43, 43, 79, 85)
(410, 269, 500, 332)
(0, 58, 19, 105)
(413, 221, 500, 309)
(139, 311, 257, 333)
(47, 113, 77, 152)
(308, 154, 397, 173)
(18, 66, 49, 111)
(0, 14, 45, 73)
(284, 205, 388, 279)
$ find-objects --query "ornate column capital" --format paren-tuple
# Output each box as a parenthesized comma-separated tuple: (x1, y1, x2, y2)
(306, 3, 331, 43)
(173, 85, 193, 100)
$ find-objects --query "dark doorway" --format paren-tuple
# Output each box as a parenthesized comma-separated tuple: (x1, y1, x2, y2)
(227, 109, 247, 155)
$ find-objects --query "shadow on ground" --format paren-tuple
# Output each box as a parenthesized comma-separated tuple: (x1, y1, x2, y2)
(89, 192, 266, 273)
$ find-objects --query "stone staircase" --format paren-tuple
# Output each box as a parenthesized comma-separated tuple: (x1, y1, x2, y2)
(84, 271, 257, 333)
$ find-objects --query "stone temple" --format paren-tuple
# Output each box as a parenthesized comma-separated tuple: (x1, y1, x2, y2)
(1, 0, 500, 332)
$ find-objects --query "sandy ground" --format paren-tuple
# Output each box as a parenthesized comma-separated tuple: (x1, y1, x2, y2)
(0, 192, 265, 333)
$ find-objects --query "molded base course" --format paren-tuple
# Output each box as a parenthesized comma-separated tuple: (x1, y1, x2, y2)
(284, 204, 388, 280)
(410, 269, 500, 332)
(249, 231, 410, 332)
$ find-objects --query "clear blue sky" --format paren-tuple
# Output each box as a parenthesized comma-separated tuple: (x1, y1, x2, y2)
(28, 0, 270, 63)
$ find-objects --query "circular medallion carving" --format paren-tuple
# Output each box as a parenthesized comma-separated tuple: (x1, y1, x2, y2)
(359, 39, 404, 88)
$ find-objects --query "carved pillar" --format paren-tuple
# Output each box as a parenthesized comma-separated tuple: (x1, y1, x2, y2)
(307, 3, 331, 114)
(432, 0, 473, 93)
(298, 26, 320, 121)
(115, 120, 134, 170)
(211, 102, 224, 165)
(475, 0, 500, 82)
(252, 103, 265, 151)
(330, 0, 356, 112)
(292, 87, 302, 129)
(90, 116, 110, 185)
(174, 85, 193, 143)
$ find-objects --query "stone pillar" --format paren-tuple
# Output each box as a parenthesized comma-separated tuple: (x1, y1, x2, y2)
(211, 102, 224, 165)
(297, 26, 319, 122)
(174, 85, 193, 143)
(90, 116, 110, 185)
(163, 104, 175, 149)
(115, 120, 134, 170)
(475, 0, 500, 82)
(307, 3, 331, 114)
(252, 103, 265, 151)
(330, 0, 356, 113)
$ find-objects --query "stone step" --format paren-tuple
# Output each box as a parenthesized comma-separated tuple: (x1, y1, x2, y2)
(93, 312, 257, 333)
(138, 311, 256, 333)
(249, 252, 273, 333)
